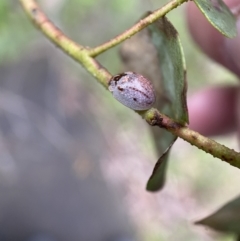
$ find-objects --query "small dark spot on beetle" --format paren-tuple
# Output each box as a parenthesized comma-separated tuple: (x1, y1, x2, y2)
(117, 86, 124, 91)
(133, 98, 137, 102)
(129, 86, 150, 99)
(113, 73, 127, 82)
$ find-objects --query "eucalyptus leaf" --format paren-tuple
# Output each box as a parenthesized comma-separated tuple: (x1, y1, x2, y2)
(148, 16, 188, 124)
(120, 14, 188, 191)
(146, 16, 188, 191)
(193, 0, 237, 38)
(146, 137, 177, 191)
(196, 195, 240, 233)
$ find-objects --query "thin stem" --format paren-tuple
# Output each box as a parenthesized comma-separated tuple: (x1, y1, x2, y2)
(89, 0, 188, 57)
(19, 0, 111, 88)
(19, 0, 240, 168)
(144, 109, 240, 167)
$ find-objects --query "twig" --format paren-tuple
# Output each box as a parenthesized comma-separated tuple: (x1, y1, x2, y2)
(144, 109, 240, 167)
(19, 0, 240, 167)
(89, 0, 188, 57)
(19, 0, 111, 88)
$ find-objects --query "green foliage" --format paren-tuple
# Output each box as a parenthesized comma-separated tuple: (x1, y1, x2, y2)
(146, 16, 188, 191)
(196, 195, 240, 233)
(148, 17, 188, 124)
(146, 138, 176, 191)
(193, 0, 237, 37)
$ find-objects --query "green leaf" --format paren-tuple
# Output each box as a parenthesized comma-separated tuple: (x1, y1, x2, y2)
(146, 137, 177, 191)
(146, 16, 188, 191)
(196, 195, 240, 233)
(148, 16, 188, 123)
(193, 0, 237, 38)
(120, 14, 188, 192)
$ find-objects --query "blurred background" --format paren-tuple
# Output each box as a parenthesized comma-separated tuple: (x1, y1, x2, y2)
(0, 0, 240, 241)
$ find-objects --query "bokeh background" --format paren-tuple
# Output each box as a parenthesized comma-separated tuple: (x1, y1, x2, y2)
(0, 0, 240, 241)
